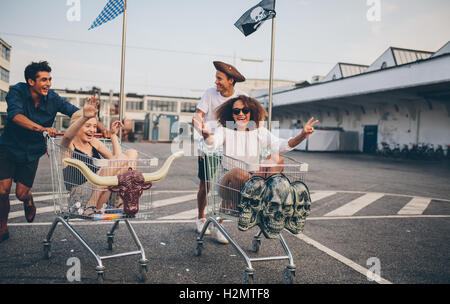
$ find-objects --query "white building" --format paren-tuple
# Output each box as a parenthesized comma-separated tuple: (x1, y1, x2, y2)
(254, 42, 450, 153)
(54, 89, 200, 141)
(0, 38, 11, 129)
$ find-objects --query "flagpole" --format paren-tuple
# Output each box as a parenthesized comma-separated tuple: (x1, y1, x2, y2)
(267, 12, 276, 131)
(119, 0, 127, 141)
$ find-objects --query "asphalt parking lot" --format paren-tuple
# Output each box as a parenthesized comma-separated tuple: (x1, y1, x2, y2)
(1, 142, 449, 285)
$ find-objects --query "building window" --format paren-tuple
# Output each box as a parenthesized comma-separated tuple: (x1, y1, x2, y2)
(0, 67, 9, 82)
(126, 100, 143, 111)
(0, 90, 7, 102)
(381, 61, 387, 69)
(1, 45, 10, 61)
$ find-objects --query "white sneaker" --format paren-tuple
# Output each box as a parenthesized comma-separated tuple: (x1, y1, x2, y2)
(211, 225, 229, 244)
(196, 218, 211, 235)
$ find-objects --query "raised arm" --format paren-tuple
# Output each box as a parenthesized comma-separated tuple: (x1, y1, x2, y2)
(288, 117, 319, 148)
(192, 110, 215, 146)
(60, 98, 98, 148)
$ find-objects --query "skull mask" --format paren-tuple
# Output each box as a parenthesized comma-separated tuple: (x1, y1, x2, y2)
(250, 6, 267, 22)
(285, 181, 311, 234)
(260, 174, 294, 239)
(238, 176, 266, 231)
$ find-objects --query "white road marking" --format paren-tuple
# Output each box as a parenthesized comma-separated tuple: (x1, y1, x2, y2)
(324, 193, 384, 217)
(295, 233, 392, 284)
(7, 191, 449, 223)
(8, 206, 55, 219)
(307, 214, 450, 220)
(7, 214, 450, 227)
(157, 208, 197, 220)
(397, 197, 432, 215)
(10, 194, 55, 206)
(152, 194, 197, 208)
(310, 191, 336, 202)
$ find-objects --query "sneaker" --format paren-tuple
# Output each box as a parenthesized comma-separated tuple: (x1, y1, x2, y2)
(211, 225, 229, 244)
(196, 218, 211, 235)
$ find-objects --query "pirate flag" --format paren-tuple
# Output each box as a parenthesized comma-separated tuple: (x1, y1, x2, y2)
(234, 0, 276, 37)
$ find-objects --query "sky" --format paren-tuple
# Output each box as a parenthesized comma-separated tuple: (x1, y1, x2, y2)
(1, 0, 449, 98)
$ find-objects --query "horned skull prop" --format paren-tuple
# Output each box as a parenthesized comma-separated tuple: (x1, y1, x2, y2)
(238, 176, 266, 231)
(109, 169, 152, 216)
(259, 174, 294, 239)
(285, 181, 311, 234)
(63, 151, 184, 216)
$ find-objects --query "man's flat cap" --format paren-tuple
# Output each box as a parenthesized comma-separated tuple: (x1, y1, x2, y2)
(213, 61, 246, 82)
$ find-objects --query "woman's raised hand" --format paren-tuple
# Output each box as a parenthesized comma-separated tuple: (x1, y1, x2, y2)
(83, 97, 99, 119)
(302, 117, 319, 138)
(110, 120, 124, 136)
(192, 113, 210, 139)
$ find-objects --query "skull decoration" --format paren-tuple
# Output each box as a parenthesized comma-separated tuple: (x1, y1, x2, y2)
(285, 181, 311, 234)
(238, 176, 266, 231)
(250, 6, 267, 22)
(260, 174, 294, 239)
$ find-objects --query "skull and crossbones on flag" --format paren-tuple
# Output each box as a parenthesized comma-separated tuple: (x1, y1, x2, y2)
(234, 0, 276, 36)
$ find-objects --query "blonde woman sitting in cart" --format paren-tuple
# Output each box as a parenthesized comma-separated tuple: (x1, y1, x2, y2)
(61, 98, 138, 216)
(193, 95, 318, 211)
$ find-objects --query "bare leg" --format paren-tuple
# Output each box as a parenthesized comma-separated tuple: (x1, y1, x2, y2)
(197, 180, 209, 219)
(255, 153, 284, 178)
(85, 150, 139, 212)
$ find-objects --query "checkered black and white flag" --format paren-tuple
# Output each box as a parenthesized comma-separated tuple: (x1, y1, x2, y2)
(89, 0, 125, 30)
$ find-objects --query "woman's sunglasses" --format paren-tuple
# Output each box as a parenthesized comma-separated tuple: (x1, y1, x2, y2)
(232, 107, 250, 115)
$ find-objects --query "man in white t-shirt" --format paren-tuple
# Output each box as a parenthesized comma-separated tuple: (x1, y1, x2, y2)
(192, 61, 247, 244)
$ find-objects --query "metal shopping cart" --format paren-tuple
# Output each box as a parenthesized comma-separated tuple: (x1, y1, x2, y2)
(195, 150, 310, 284)
(43, 134, 183, 283)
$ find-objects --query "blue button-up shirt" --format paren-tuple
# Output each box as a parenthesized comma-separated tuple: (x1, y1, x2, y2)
(0, 82, 79, 162)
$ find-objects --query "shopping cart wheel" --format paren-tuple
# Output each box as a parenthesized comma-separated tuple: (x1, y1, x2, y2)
(195, 240, 203, 256)
(43, 242, 51, 259)
(282, 267, 296, 284)
(138, 263, 149, 283)
(252, 238, 261, 253)
(107, 234, 114, 250)
(96, 266, 106, 284)
(242, 270, 254, 284)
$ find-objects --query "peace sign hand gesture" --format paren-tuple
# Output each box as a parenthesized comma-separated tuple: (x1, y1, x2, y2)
(301, 117, 319, 138)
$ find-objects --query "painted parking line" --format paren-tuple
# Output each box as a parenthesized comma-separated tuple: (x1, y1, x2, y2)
(152, 194, 197, 208)
(295, 233, 392, 284)
(8, 206, 55, 219)
(158, 208, 197, 220)
(8, 214, 450, 227)
(324, 193, 384, 217)
(397, 197, 432, 215)
(310, 191, 336, 202)
(10, 194, 55, 206)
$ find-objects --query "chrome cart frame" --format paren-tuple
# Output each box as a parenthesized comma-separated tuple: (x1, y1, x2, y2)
(195, 151, 308, 284)
(43, 135, 158, 283)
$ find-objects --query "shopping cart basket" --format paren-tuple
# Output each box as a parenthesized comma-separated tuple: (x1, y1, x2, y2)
(195, 150, 310, 284)
(43, 134, 183, 283)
